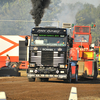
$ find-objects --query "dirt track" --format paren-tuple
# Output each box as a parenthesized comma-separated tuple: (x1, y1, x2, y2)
(0, 75, 100, 100)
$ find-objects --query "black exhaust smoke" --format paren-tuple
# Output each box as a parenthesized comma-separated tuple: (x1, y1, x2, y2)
(30, 0, 51, 26)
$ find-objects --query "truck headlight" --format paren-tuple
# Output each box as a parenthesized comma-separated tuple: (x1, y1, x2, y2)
(60, 71, 64, 73)
(60, 65, 65, 68)
(30, 63, 35, 67)
(30, 70, 33, 73)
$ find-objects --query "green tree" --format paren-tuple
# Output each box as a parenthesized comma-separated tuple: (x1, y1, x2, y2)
(0, 0, 32, 35)
(0, 0, 14, 6)
(0, 0, 62, 35)
(75, 3, 100, 42)
(76, 4, 96, 25)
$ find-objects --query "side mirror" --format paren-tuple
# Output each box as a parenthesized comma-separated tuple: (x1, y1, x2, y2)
(67, 35, 69, 42)
(25, 36, 28, 46)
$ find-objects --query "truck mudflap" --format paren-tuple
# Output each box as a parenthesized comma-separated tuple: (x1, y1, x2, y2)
(27, 73, 67, 79)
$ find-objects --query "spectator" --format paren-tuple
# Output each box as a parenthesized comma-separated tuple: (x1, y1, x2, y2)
(5, 54, 10, 67)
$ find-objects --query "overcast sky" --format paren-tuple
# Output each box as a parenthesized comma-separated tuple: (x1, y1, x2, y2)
(62, 0, 100, 7)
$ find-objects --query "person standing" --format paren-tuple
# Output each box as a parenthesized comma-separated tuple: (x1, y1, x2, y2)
(5, 54, 10, 67)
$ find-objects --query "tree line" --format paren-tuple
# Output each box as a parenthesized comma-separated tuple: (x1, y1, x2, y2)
(0, 0, 100, 42)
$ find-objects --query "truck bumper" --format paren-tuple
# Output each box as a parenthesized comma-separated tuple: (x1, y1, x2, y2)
(27, 73, 67, 79)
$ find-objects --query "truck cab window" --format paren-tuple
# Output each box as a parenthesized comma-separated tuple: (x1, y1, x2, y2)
(74, 34, 89, 42)
(31, 34, 66, 46)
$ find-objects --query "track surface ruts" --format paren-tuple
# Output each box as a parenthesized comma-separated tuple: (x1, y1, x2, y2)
(0, 77, 100, 100)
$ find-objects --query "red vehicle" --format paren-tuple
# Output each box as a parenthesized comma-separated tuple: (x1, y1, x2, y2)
(69, 25, 98, 82)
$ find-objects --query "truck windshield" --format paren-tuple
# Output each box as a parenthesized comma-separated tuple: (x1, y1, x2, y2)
(31, 34, 66, 46)
(74, 34, 89, 42)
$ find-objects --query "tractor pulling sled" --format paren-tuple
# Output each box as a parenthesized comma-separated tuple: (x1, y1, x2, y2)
(69, 24, 98, 82)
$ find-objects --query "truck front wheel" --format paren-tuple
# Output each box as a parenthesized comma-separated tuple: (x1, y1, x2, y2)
(68, 68, 72, 83)
(44, 78, 49, 82)
(28, 78, 35, 82)
(36, 78, 49, 82)
(75, 69, 78, 82)
(93, 62, 98, 80)
(93, 68, 98, 80)
(41, 78, 49, 82)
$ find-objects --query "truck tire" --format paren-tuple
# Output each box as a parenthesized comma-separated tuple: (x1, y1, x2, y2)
(93, 70, 97, 80)
(93, 62, 98, 80)
(37, 78, 49, 82)
(71, 66, 78, 83)
(68, 68, 72, 83)
(74, 69, 78, 83)
(63, 79, 68, 83)
(42, 78, 49, 82)
(93, 68, 98, 80)
(36, 78, 42, 82)
(74, 66, 78, 82)
(28, 78, 35, 82)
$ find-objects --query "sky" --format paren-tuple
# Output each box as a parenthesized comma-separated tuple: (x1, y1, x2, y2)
(62, 0, 100, 7)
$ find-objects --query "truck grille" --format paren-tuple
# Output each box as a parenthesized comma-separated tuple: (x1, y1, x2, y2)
(41, 51, 53, 66)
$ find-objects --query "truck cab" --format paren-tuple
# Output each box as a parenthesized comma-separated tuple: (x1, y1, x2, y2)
(25, 27, 72, 82)
(70, 26, 92, 60)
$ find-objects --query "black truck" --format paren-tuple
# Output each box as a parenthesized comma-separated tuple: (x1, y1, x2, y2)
(25, 27, 73, 82)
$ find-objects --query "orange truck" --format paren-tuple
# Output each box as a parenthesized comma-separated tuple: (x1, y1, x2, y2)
(69, 25, 98, 82)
